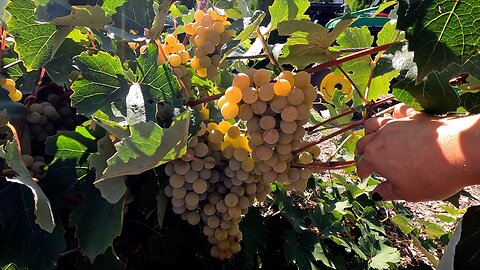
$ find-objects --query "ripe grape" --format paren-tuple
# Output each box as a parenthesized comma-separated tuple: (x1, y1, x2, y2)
(274, 79, 291, 96)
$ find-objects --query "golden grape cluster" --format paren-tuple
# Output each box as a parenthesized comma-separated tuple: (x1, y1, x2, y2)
(219, 69, 320, 190)
(1, 78, 22, 101)
(185, 8, 233, 81)
(164, 120, 271, 260)
(158, 34, 193, 89)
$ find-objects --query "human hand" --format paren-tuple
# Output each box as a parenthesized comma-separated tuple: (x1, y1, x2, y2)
(355, 104, 480, 202)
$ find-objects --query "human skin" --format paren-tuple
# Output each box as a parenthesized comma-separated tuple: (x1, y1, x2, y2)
(355, 104, 480, 202)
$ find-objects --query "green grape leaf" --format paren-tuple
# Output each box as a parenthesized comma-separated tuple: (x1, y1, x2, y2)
(425, 223, 446, 239)
(460, 92, 480, 113)
(239, 208, 268, 255)
(235, 10, 266, 41)
(454, 206, 480, 269)
(72, 43, 181, 117)
(53, 5, 112, 29)
(6, 0, 71, 71)
(397, 0, 480, 80)
(91, 110, 130, 139)
(336, 25, 374, 49)
(0, 181, 66, 270)
(369, 244, 400, 270)
(76, 247, 126, 270)
(101, 0, 127, 16)
(43, 126, 98, 208)
(283, 230, 318, 270)
(111, 0, 155, 36)
(268, 0, 310, 32)
(90, 136, 127, 204)
(156, 190, 167, 229)
(2, 58, 24, 81)
(278, 19, 351, 69)
(312, 242, 336, 269)
(368, 69, 399, 101)
(101, 111, 190, 180)
(0, 140, 55, 232)
(71, 52, 129, 116)
(391, 214, 414, 235)
(70, 184, 125, 262)
(376, 20, 405, 47)
(44, 38, 86, 84)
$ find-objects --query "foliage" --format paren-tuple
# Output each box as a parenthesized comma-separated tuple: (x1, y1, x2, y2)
(0, 0, 477, 269)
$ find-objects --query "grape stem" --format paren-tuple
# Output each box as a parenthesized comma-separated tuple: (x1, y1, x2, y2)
(305, 41, 402, 75)
(186, 93, 224, 107)
(256, 29, 283, 71)
(226, 54, 268, 60)
(59, 248, 80, 258)
(291, 160, 355, 171)
(294, 121, 365, 154)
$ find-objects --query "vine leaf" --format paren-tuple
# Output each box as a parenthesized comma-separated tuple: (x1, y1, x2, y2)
(235, 10, 266, 41)
(278, 19, 352, 69)
(394, 47, 480, 113)
(90, 136, 127, 204)
(101, 0, 127, 16)
(147, 0, 171, 39)
(71, 43, 181, 118)
(397, 0, 480, 80)
(101, 111, 190, 180)
(44, 38, 86, 84)
(92, 110, 130, 139)
(43, 126, 98, 208)
(0, 181, 66, 270)
(0, 140, 55, 233)
(369, 244, 400, 270)
(53, 5, 112, 29)
(6, 0, 71, 71)
(336, 25, 374, 49)
(70, 184, 125, 262)
(267, 0, 310, 32)
(111, 0, 155, 38)
(283, 230, 319, 270)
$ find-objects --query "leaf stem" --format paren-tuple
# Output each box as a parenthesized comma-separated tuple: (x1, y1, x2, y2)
(256, 29, 282, 71)
(325, 132, 356, 162)
(186, 93, 223, 107)
(305, 42, 401, 75)
(59, 247, 80, 258)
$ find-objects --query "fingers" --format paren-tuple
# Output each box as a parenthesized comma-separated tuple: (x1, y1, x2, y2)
(392, 103, 419, 119)
(364, 117, 392, 135)
(355, 156, 374, 179)
(372, 181, 401, 201)
(355, 133, 376, 155)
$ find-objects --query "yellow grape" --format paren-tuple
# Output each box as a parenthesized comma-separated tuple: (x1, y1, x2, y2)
(208, 129, 224, 144)
(221, 102, 239, 119)
(281, 106, 298, 122)
(253, 69, 271, 87)
(308, 145, 321, 157)
(194, 10, 205, 22)
(241, 87, 258, 104)
(224, 86, 242, 104)
(169, 54, 182, 67)
(241, 157, 255, 172)
(165, 34, 178, 45)
(217, 96, 227, 109)
(190, 57, 201, 70)
(298, 151, 313, 164)
(197, 68, 208, 77)
(185, 23, 195, 35)
(233, 147, 249, 161)
(233, 73, 250, 89)
(294, 71, 311, 88)
(258, 83, 275, 101)
(174, 43, 186, 52)
(179, 50, 190, 63)
(287, 87, 305, 106)
(227, 125, 241, 139)
(238, 104, 253, 121)
(207, 122, 219, 132)
(218, 121, 232, 134)
(274, 79, 291, 96)
(277, 71, 295, 87)
(8, 90, 22, 102)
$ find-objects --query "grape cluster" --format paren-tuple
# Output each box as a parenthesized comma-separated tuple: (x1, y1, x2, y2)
(0, 78, 22, 101)
(21, 154, 46, 179)
(185, 8, 233, 81)
(159, 35, 193, 89)
(163, 120, 271, 260)
(26, 92, 80, 144)
(219, 69, 320, 191)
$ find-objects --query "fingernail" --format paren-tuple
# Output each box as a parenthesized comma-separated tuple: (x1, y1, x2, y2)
(372, 192, 383, 201)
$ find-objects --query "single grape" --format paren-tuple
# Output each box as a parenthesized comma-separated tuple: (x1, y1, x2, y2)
(263, 129, 280, 144)
(258, 83, 275, 101)
(237, 104, 253, 121)
(251, 100, 267, 114)
(221, 102, 239, 119)
(224, 86, 242, 104)
(281, 106, 298, 122)
(287, 87, 305, 106)
(270, 96, 288, 113)
(26, 112, 42, 124)
(241, 87, 258, 104)
(233, 73, 250, 89)
(274, 79, 291, 96)
(253, 69, 271, 87)
(277, 71, 295, 87)
(298, 151, 313, 164)
(294, 71, 311, 88)
(259, 115, 276, 130)
(193, 179, 208, 194)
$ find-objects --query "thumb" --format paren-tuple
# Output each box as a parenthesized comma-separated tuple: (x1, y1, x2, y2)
(392, 103, 420, 119)
(372, 181, 400, 201)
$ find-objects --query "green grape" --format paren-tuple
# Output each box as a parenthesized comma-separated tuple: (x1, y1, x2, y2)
(287, 87, 305, 106)
(241, 87, 258, 104)
(233, 147, 248, 161)
(281, 106, 298, 122)
(263, 129, 280, 144)
(298, 151, 313, 164)
(251, 100, 267, 114)
(258, 83, 275, 101)
(169, 174, 185, 188)
(253, 69, 271, 87)
(259, 115, 276, 130)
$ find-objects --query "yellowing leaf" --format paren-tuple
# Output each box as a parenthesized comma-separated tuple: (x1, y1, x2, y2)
(53, 5, 112, 29)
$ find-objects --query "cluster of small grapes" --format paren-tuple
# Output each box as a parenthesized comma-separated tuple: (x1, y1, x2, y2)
(185, 8, 233, 81)
(21, 154, 47, 179)
(219, 69, 320, 191)
(25, 93, 79, 144)
(163, 120, 271, 260)
(1, 78, 22, 101)
(159, 35, 193, 89)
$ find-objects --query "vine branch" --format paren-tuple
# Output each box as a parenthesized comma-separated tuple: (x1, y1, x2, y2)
(256, 29, 282, 71)
(186, 93, 223, 107)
